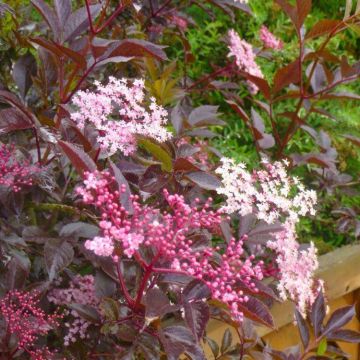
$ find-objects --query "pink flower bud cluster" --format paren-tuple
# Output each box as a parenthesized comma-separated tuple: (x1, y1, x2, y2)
(77, 171, 265, 322)
(227, 29, 264, 94)
(0, 144, 41, 192)
(48, 275, 99, 346)
(259, 26, 283, 50)
(0, 290, 60, 359)
(216, 157, 319, 314)
(71, 77, 172, 156)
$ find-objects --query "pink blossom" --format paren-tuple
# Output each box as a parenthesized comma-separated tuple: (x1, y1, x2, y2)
(0, 144, 41, 192)
(0, 290, 60, 359)
(71, 77, 172, 156)
(77, 170, 264, 322)
(227, 29, 264, 94)
(48, 275, 99, 346)
(259, 26, 283, 50)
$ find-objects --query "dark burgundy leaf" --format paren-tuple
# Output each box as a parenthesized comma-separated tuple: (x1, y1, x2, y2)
(241, 72, 271, 100)
(64, 4, 102, 42)
(109, 161, 134, 214)
(6, 256, 30, 290)
(52, 42, 87, 68)
(68, 303, 101, 323)
(310, 291, 326, 338)
(54, 0, 71, 30)
(251, 108, 275, 149)
(174, 158, 199, 172)
(0, 107, 33, 134)
(188, 105, 224, 126)
(306, 20, 341, 39)
(44, 238, 74, 281)
(238, 297, 274, 328)
(295, 309, 310, 348)
(275, 0, 311, 31)
(145, 288, 173, 319)
(171, 102, 186, 134)
(31, 0, 61, 40)
(323, 306, 355, 336)
(327, 329, 360, 343)
(221, 328, 232, 353)
(58, 140, 97, 178)
(59, 222, 99, 239)
(183, 280, 211, 301)
(104, 39, 168, 61)
(273, 59, 301, 93)
(185, 129, 217, 138)
(321, 92, 360, 100)
(12, 54, 37, 99)
(226, 100, 250, 123)
(186, 171, 222, 190)
(95, 270, 116, 298)
(184, 301, 209, 341)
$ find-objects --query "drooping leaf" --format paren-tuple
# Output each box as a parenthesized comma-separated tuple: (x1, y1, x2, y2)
(144, 288, 172, 319)
(44, 239, 74, 281)
(58, 140, 97, 178)
(186, 171, 222, 190)
(184, 300, 209, 341)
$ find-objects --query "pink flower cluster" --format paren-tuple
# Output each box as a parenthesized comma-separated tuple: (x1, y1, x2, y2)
(267, 221, 319, 316)
(216, 157, 319, 315)
(0, 290, 59, 359)
(227, 29, 264, 94)
(77, 171, 264, 322)
(71, 77, 172, 156)
(216, 158, 317, 224)
(259, 26, 283, 50)
(48, 275, 99, 346)
(0, 144, 41, 192)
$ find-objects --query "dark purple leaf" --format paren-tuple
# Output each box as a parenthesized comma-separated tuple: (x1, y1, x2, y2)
(6, 255, 30, 290)
(95, 270, 116, 298)
(58, 140, 97, 178)
(31, 0, 61, 40)
(310, 291, 326, 338)
(184, 300, 209, 341)
(59, 222, 99, 239)
(186, 171, 222, 190)
(323, 306, 355, 336)
(183, 280, 211, 301)
(0, 107, 33, 134)
(322, 92, 360, 101)
(109, 161, 134, 214)
(44, 239, 74, 281)
(238, 297, 274, 328)
(188, 105, 224, 126)
(327, 329, 360, 343)
(306, 20, 341, 39)
(64, 4, 102, 42)
(221, 328, 232, 353)
(54, 0, 71, 30)
(251, 108, 275, 149)
(68, 303, 101, 323)
(295, 309, 310, 348)
(144, 288, 173, 319)
(12, 54, 37, 99)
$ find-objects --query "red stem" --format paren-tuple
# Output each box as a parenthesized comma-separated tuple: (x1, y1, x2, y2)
(115, 260, 135, 308)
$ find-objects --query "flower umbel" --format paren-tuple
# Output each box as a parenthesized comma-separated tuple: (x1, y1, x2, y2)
(71, 77, 172, 156)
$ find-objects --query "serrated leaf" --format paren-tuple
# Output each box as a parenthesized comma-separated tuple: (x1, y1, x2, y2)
(184, 300, 209, 341)
(44, 239, 74, 281)
(183, 280, 211, 301)
(327, 329, 360, 343)
(237, 297, 274, 328)
(295, 309, 310, 348)
(0, 107, 33, 134)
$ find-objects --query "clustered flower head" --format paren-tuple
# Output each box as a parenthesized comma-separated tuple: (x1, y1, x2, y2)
(259, 26, 283, 50)
(48, 275, 99, 346)
(77, 170, 265, 322)
(227, 29, 264, 94)
(71, 77, 172, 156)
(0, 143, 41, 192)
(216, 157, 318, 315)
(0, 290, 60, 359)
